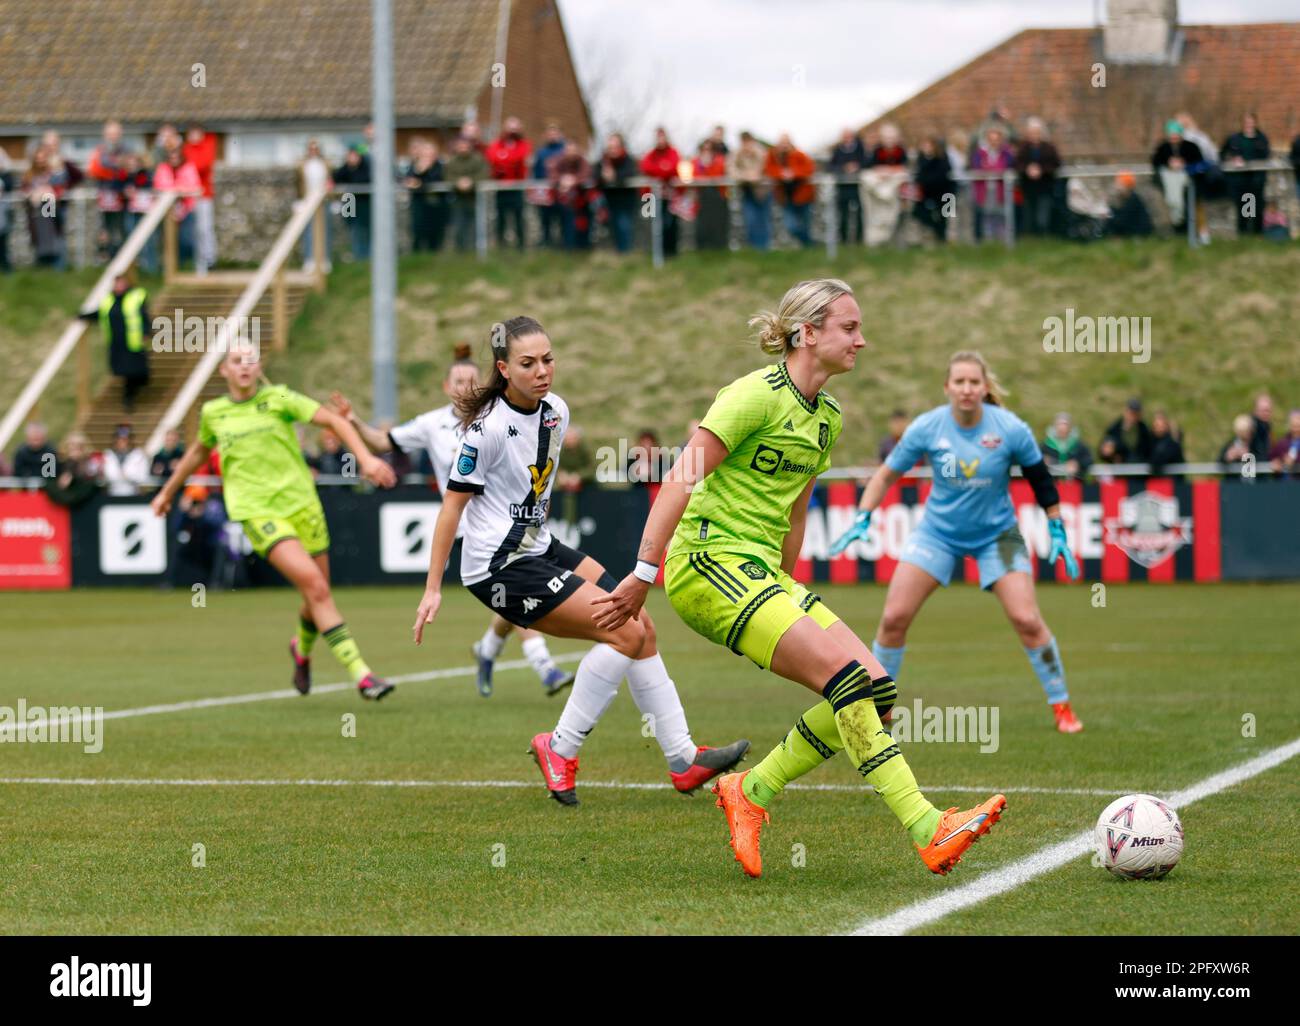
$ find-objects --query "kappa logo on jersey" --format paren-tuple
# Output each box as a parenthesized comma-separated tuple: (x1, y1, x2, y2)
(738, 561, 766, 580)
(979, 433, 1003, 449)
(468, 421, 484, 434)
(457, 444, 479, 476)
(750, 445, 783, 475)
(542, 411, 560, 429)
(818, 422, 829, 450)
(528, 458, 554, 498)
(507, 425, 519, 437)
(959, 458, 980, 478)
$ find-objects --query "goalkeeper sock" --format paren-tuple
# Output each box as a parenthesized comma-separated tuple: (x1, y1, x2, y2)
(745, 700, 842, 809)
(871, 641, 905, 680)
(322, 623, 372, 683)
(477, 625, 507, 661)
(824, 661, 939, 847)
(1024, 636, 1068, 704)
(297, 615, 318, 658)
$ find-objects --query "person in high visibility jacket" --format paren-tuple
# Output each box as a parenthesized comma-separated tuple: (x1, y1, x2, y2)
(96, 273, 151, 411)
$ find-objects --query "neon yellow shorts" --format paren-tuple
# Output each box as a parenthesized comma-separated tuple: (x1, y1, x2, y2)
(242, 501, 330, 559)
(664, 550, 840, 670)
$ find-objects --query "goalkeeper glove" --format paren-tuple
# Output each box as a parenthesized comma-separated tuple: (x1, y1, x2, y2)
(829, 509, 873, 557)
(1047, 517, 1080, 580)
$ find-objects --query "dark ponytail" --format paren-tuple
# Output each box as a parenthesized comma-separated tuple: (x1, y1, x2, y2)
(455, 316, 547, 430)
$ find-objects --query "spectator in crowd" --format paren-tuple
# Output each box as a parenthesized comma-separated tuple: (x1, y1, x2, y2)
(0, 148, 12, 273)
(692, 139, 729, 250)
(102, 424, 150, 496)
(704, 124, 730, 157)
(333, 145, 372, 261)
(151, 427, 186, 478)
(765, 133, 816, 247)
(32, 132, 83, 265)
(860, 123, 908, 247)
(532, 122, 566, 247)
(183, 122, 218, 273)
(153, 123, 180, 166)
(1268, 409, 1300, 477)
(121, 152, 158, 273)
(44, 431, 100, 508)
(1219, 413, 1256, 466)
(732, 131, 771, 251)
(87, 119, 129, 258)
(828, 127, 868, 244)
(1174, 110, 1222, 243)
(627, 429, 662, 487)
(640, 127, 682, 257)
(972, 105, 1016, 157)
(1040, 413, 1093, 479)
(171, 483, 226, 587)
(12, 421, 58, 480)
(22, 147, 74, 268)
(403, 138, 447, 252)
(549, 139, 593, 250)
(446, 134, 488, 252)
(878, 409, 909, 462)
(1250, 392, 1273, 461)
(913, 136, 954, 241)
(298, 139, 333, 272)
(1107, 171, 1153, 237)
(485, 116, 531, 249)
(556, 425, 595, 493)
(1291, 132, 1300, 203)
(1152, 120, 1204, 234)
(1148, 410, 1185, 475)
(460, 121, 486, 154)
(945, 128, 969, 188)
(1219, 113, 1271, 237)
(597, 133, 638, 253)
(87, 272, 151, 412)
(970, 126, 1014, 242)
(1015, 117, 1061, 236)
(153, 146, 202, 268)
(1099, 398, 1154, 464)
(308, 428, 350, 476)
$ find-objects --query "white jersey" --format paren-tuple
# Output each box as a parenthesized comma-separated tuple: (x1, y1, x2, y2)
(389, 402, 465, 539)
(446, 391, 569, 585)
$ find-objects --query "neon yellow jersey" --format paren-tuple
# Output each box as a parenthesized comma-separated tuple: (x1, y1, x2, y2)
(198, 384, 321, 521)
(668, 362, 842, 571)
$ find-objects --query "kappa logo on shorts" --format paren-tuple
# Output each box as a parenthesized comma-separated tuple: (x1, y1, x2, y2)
(523, 597, 540, 613)
(457, 444, 479, 476)
(738, 561, 767, 581)
(750, 445, 783, 475)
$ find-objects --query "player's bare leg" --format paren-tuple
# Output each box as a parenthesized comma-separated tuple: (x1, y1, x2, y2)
(871, 561, 941, 681)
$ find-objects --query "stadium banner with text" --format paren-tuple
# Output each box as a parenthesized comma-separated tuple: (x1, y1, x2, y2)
(17, 476, 1300, 587)
(0, 491, 71, 589)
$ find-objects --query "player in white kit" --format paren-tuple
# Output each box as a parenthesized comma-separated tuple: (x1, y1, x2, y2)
(333, 346, 574, 698)
(412, 317, 749, 806)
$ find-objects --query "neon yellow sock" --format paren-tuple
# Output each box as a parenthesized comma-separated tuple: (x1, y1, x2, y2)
(746, 700, 843, 808)
(322, 623, 371, 683)
(824, 662, 937, 846)
(297, 615, 319, 658)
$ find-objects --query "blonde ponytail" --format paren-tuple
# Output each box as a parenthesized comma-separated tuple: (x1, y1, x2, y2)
(749, 278, 853, 356)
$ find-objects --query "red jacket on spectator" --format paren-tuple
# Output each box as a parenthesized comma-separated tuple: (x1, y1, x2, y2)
(87, 146, 129, 211)
(485, 135, 532, 181)
(640, 144, 680, 183)
(183, 132, 217, 199)
(764, 146, 817, 206)
(153, 159, 201, 219)
(872, 144, 907, 167)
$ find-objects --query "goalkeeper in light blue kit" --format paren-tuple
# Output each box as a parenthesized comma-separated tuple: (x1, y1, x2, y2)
(831, 350, 1084, 733)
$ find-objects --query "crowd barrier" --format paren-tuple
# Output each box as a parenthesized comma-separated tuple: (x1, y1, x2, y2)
(2, 474, 1296, 589)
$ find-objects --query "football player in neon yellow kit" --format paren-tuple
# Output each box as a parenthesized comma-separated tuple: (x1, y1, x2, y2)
(595, 279, 1007, 878)
(152, 343, 398, 699)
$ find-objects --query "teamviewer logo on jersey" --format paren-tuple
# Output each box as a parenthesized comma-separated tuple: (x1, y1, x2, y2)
(750, 445, 783, 474)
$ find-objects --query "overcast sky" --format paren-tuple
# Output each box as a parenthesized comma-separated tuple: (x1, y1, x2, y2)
(556, 0, 1297, 151)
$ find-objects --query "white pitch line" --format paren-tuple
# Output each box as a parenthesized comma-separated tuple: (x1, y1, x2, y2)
(0, 777, 1134, 797)
(851, 735, 1300, 936)
(0, 652, 584, 739)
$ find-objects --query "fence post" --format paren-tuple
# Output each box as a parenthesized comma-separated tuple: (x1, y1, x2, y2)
(76, 331, 91, 422)
(651, 181, 664, 270)
(1186, 177, 1198, 248)
(475, 186, 488, 262)
(163, 214, 177, 282)
(312, 201, 326, 292)
(1003, 171, 1016, 249)
(824, 176, 838, 260)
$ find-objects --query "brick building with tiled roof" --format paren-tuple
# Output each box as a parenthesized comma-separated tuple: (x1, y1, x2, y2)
(864, 0, 1299, 162)
(0, 0, 592, 164)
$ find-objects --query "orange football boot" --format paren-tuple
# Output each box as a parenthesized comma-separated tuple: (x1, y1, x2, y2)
(712, 771, 769, 878)
(1052, 702, 1083, 733)
(915, 794, 1007, 875)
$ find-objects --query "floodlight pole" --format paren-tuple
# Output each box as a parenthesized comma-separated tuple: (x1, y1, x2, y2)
(371, 0, 398, 423)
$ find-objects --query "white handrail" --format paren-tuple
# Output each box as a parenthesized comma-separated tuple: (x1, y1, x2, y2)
(0, 192, 179, 454)
(144, 183, 330, 455)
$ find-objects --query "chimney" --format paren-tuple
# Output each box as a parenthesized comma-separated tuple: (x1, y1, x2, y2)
(1104, 0, 1179, 63)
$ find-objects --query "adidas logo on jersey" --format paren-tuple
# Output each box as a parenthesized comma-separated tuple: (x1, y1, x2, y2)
(783, 419, 794, 431)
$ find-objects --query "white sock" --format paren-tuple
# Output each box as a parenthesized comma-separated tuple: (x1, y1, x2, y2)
(521, 635, 558, 680)
(550, 644, 630, 758)
(625, 653, 696, 772)
(477, 625, 507, 661)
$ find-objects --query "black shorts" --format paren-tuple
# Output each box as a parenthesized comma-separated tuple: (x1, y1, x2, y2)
(465, 537, 619, 628)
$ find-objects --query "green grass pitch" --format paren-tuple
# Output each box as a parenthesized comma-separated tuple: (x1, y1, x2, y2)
(1, 581, 1296, 935)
